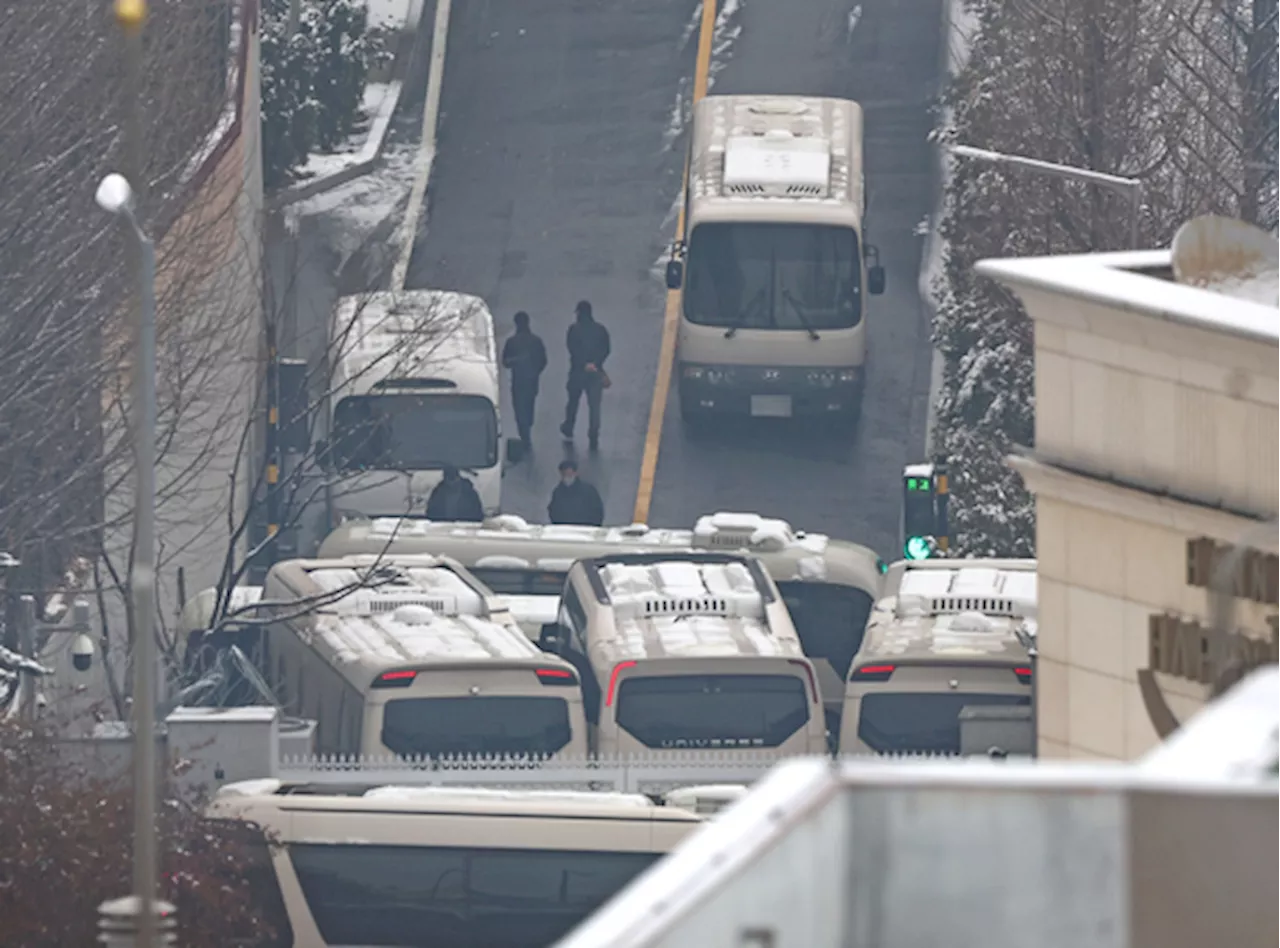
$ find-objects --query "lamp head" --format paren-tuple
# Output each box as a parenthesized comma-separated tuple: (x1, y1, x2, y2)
(95, 173, 134, 216)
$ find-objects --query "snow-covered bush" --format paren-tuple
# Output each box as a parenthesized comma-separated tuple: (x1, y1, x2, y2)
(930, 0, 1276, 555)
(0, 723, 287, 946)
(261, 0, 390, 189)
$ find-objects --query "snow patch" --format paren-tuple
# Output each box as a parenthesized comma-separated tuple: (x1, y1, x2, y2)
(707, 0, 743, 91)
(846, 4, 862, 42)
(295, 83, 398, 180)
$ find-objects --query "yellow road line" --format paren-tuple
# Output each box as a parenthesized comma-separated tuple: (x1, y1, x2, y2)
(633, 0, 717, 524)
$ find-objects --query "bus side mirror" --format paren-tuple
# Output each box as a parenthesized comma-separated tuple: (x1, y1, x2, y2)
(665, 259, 684, 290)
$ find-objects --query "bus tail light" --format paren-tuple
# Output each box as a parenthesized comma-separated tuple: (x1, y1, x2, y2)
(788, 659, 819, 703)
(605, 661, 637, 707)
(1014, 666, 1033, 685)
(536, 667, 577, 687)
(851, 664, 895, 683)
(373, 669, 418, 688)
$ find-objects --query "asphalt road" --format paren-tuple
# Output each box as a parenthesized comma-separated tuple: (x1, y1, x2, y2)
(403, 0, 942, 558)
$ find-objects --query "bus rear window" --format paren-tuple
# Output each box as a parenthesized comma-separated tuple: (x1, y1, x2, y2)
(290, 842, 661, 948)
(857, 692, 1031, 755)
(381, 696, 572, 758)
(467, 568, 567, 597)
(615, 675, 808, 749)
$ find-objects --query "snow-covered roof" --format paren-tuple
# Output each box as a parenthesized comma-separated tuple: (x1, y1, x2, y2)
(591, 560, 797, 661)
(270, 559, 537, 670)
(859, 611, 1031, 663)
(975, 249, 1278, 345)
(894, 563, 1037, 619)
(331, 290, 498, 398)
(318, 514, 884, 602)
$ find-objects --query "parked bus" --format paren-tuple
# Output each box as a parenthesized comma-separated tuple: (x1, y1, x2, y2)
(663, 95, 885, 423)
(317, 511, 884, 721)
(839, 559, 1036, 756)
(209, 781, 708, 948)
(547, 551, 829, 755)
(322, 290, 504, 522)
(262, 554, 589, 760)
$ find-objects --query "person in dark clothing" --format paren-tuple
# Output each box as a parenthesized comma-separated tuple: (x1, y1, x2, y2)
(501, 310, 547, 446)
(559, 300, 611, 451)
(547, 459, 604, 526)
(425, 465, 485, 522)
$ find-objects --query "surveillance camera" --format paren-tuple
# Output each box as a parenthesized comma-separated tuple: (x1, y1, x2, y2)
(71, 633, 95, 672)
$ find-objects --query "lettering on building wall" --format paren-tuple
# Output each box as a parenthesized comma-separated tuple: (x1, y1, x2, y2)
(1137, 537, 1279, 741)
(1147, 613, 1279, 684)
(1185, 537, 1279, 606)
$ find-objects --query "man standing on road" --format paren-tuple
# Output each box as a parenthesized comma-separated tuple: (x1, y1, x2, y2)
(559, 300, 611, 451)
(548, 459, 604, 526)
(501, 310, 547, 447)
(425, 465, 485, 522)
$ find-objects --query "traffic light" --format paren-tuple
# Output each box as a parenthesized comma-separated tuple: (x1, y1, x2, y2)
(901, 459, 950, 560)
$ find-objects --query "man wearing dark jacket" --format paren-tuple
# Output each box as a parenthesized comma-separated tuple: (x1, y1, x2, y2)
(501, 311, 547, 445)
(559, 300, 611, 451)
(425, 465, 485, 522)
(547, 459, 604, 526)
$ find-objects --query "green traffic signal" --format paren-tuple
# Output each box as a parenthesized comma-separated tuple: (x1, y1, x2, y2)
(904, 535, 933, 560)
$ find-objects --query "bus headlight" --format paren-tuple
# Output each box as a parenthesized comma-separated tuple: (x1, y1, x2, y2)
(683, 365, 706, 380)
(838, 369, 859, 383)
(706, 368, 736, 386)
(806, 370, 837, 388)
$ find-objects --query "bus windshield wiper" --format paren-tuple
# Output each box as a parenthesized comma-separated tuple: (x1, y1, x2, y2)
(782, 289, 820, 340)
(724, 288, 766, 339)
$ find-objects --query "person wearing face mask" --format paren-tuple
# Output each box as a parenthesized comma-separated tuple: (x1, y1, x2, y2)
(547, 459, 604, 526)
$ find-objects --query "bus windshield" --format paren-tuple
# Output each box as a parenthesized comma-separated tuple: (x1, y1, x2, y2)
(615, 674, 809, 749)
(381, 696, 572, 758)
(291, 842, 661, 948)
(331, 393, 498, 472)
(683, 222, 862, 331)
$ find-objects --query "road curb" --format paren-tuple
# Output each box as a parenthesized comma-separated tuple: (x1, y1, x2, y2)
(265, 0, 430, 212)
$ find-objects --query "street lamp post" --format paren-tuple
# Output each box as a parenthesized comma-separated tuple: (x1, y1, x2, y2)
(950, 144, 1143, 249)
(95, 169, 161, 948)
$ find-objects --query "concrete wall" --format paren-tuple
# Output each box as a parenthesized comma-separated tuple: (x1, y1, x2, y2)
(987, 253, 1278, 761)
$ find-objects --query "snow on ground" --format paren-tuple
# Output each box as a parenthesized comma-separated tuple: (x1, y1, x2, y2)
(290, 141, 418, 265)
(367, 0, 416, 31)
(294, 82, 396, 180)
(707, 0, 743, 91)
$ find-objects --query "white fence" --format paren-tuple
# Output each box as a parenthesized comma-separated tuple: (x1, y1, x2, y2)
(275, 750, 960, 794)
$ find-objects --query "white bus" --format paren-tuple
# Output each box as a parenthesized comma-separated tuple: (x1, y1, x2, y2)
(548, 552, 829, 757)
(262, 555, 589, 760)
(317, 512, 885, 719)
(322, 290, 504, 521)
(838, 559, 1036, 756)
(209, 782, 708, 948)
(664, 95, 885, 423)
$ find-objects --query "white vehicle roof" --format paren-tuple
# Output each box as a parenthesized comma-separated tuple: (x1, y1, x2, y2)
(857, 559, 1038, 666)
(178, 585, 264, 634)
(330, 290, 498, 399)
(318, 511, 882, 594)
(209, 779, 706, 827)
(688, 95, 864, 227)
(263, 556, 546, 687)
(579, 553, 803, 663)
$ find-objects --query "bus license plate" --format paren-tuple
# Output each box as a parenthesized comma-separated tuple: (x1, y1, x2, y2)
(751, 395, 792, 417)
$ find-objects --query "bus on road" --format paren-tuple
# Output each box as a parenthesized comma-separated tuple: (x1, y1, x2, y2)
(664, 94, 885, 424)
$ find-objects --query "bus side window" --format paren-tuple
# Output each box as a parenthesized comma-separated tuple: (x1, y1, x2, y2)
(777, 582, 874, 681)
